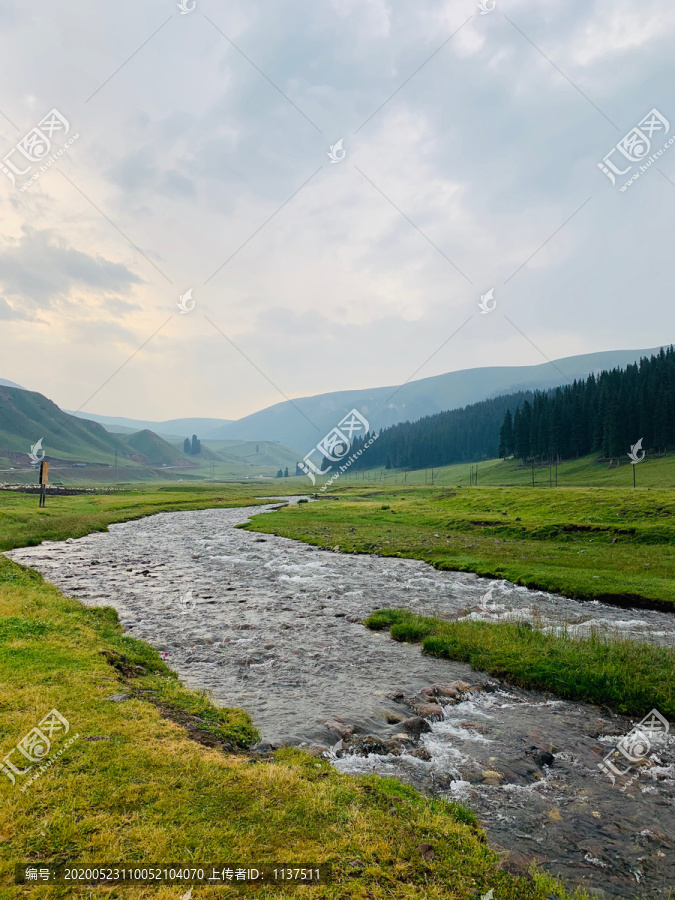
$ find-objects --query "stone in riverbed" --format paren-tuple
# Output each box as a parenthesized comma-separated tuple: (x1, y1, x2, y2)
(435, 684, 461, 699)
(341, 735, 403, 756)
(407, 746, 432, 761)
(525, 746, 555, 767)
(399, 716, 432, 735)
(415, 703, 444, 720)
(323, 718, 354, 740)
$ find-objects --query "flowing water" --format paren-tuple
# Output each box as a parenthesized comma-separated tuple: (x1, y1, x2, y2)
(7, 501, 675, 898)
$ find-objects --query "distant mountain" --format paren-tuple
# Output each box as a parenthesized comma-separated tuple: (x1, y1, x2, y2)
(207, 347, 667, 453)
(68, 412, 232, 440)
(0, 378, 24, 389)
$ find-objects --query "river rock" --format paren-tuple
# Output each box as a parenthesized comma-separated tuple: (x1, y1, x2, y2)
(341, 735, 403, 756)
(414, 703, 444, 721)
(323, 718, 354, 740)
(434, 684, 460, 699)
(526, 747, 555, 767)
(407, 746, 432, 761)
(399, 716, 432, 735)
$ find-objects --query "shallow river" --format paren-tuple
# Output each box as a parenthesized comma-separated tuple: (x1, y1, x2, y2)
(7, 501, 675, 898)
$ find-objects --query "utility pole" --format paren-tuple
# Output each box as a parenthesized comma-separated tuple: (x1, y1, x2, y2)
(475, 465, 478, 486)
(531, 464, 535, 487)
(633, 462, 636, 488)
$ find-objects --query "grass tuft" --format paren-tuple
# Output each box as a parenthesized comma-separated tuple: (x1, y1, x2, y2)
(365, 610, 675, 719)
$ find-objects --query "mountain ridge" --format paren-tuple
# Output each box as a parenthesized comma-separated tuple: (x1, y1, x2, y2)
(4, 346, 667, 453)
(208, 346, 667, 452)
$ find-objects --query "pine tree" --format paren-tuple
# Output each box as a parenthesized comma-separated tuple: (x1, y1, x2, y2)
(276, 468, 283, 478)
(498, 409, 513, 457)
(183, 438, 190, 454)
(284, 467, 289, 477)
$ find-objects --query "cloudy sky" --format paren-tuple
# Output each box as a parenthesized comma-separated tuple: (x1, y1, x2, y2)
(1, 0, 674, 422)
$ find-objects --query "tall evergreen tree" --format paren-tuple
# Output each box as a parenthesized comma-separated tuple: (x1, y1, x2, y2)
(498, 409, 514, 457)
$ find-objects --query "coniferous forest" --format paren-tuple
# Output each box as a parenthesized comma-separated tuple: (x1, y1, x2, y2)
(348, 391, 533, 470)
(348, 347, 675, 469)
(498, 346, 675, 462)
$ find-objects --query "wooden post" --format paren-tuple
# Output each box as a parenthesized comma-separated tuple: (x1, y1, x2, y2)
(633, 463, 636, 488)
(39, 460, 49, 507)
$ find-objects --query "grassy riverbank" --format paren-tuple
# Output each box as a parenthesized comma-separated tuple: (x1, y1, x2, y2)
(245, 485, 675, 610)
(365, 609, 674, 720)
(0, 487, 577, 899)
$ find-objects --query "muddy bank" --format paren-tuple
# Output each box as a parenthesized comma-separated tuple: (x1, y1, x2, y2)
(6, 502, 675, 898)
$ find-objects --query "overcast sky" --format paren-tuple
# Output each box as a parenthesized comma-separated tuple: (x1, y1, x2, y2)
(1, 0, 674, 422)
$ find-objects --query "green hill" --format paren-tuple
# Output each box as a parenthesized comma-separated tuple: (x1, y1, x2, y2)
(0, 386, 306, 485)
(0, 386, 129, 465)
(202, 439, 299, 471)
(0, 387, 196, 483)
(121, 430, 195, 468)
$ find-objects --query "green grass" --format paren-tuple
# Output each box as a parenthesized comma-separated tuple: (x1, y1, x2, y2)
(244, 483, 675, 610)
(365, 609, 675, 719)
(333, 451, 675, 489)
(0, 486, 580, 899)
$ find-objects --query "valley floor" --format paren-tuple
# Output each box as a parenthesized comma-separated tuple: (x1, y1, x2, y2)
(0, 486, 577, 900)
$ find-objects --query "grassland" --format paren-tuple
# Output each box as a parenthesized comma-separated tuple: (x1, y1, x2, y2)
(329, 452, 675, 489)
(245, 483, 675, 610)
(0, 485, 577, 899)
